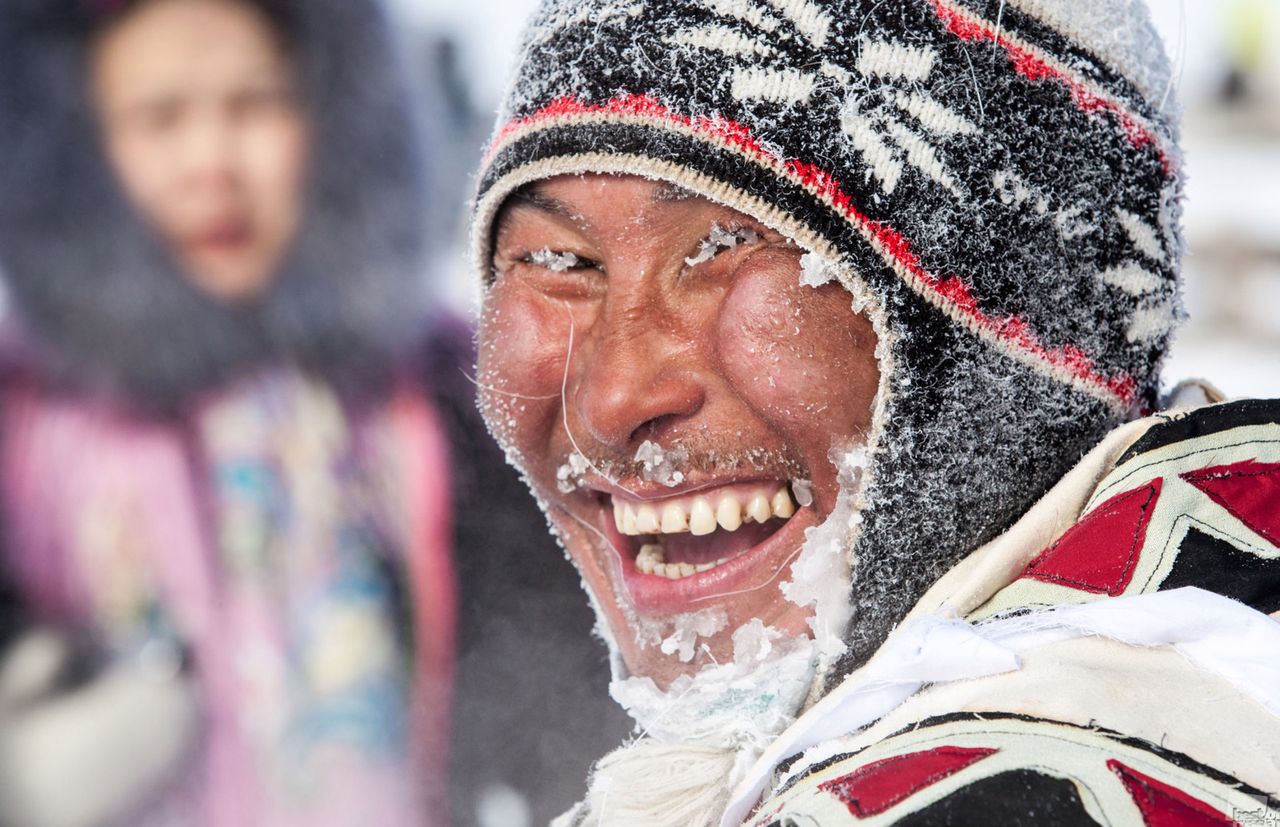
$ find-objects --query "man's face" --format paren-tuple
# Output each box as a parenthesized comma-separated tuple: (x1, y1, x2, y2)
(479, 174, 878, 686)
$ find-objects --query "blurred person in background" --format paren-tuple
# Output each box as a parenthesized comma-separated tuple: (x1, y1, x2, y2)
(0, 0, 457, 824)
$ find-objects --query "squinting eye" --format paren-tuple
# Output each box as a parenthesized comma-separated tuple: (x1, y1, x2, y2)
(684, 224, 760, 267)
(521, 248, 603, 273)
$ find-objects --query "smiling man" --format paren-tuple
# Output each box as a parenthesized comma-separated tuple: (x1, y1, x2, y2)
(484, 173, 879, 687)
(472, 0, 1280, 824)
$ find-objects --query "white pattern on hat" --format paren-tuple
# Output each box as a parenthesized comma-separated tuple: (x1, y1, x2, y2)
(668, 24, 776, 57)
(761, 0, 831, 46)
(730, 67, 817, 103)
(696, 0, 783, 33)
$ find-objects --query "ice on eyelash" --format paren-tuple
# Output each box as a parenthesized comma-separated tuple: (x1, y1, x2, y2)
(799, 251, 839, 288)
(529, 247, 583, 271)
(683, 223, 759, 266)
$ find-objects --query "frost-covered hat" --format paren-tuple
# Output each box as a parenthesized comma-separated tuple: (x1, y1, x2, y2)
(473, 0, 1182, 675)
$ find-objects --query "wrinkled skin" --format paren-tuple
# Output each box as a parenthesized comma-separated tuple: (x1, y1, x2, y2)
(92, 0, 308, 303)
(478, 174, 879, 687)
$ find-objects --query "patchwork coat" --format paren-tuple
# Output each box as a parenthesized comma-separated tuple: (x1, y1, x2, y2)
(735, 398, 1280, 826)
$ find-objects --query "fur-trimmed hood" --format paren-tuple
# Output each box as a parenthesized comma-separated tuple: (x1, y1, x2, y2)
(0, 0, 430, 411)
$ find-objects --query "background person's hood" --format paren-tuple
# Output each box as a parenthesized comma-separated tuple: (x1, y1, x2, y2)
(472, 0, 1184, 699)
(0, 0, 431, 411)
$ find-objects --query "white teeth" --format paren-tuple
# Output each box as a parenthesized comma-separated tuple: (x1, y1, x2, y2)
(716, 496, 742, 532)
(689, 497, 716, 536)
(636, 543, 665, 575)
(660, 502, 688, 533)
(771, 488, 796, 519)
(636, 542, 729, 579)
(615, 482, 801, 536)
(635, 504, 660, 534)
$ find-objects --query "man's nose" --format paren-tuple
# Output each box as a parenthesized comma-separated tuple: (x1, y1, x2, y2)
(572, 301, 705, 452)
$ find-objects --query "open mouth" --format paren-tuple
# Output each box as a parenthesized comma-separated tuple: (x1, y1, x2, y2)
(595, 480, 815, 614)
(613, 482, 797, 579)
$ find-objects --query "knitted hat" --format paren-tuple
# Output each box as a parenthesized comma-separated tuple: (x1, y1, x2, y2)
(473, 0, 1182, 678)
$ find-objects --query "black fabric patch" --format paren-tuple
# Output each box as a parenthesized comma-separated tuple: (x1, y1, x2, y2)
(1161, 526, 1280, 615)
(892, 770, 1100, 827)
(1118, 399, 1280, 465)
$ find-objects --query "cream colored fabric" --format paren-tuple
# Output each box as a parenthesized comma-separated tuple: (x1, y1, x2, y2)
(739, 406, 1280, 819)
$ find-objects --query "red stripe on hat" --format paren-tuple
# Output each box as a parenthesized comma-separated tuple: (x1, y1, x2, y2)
(486, 95, 1140, 408)
(930, 0, 1176, 177)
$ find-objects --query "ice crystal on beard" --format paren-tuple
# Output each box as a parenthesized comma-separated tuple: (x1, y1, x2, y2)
(635, 440, 688, 487)
(659, 607, 729, 663)
(684, 224, 759, 266)
(529, 247, 581, 272)
(791, 478, 813, 507)
(777, 443, 872, 663)
(556, 450, 592, 493)
(610, 619, 816, 749)
(799, 251, 838, 288)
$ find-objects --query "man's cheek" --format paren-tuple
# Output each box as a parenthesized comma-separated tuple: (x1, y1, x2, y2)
(715, 276, 840, 420)
(477, 288, 568, 460)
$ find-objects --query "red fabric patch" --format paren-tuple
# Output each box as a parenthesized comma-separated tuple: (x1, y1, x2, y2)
(1108, 761, 1239, 826)
(817, 746, 997, 818)
(1182, 460, 1280, 549)
(1021, 479, 1163, 595)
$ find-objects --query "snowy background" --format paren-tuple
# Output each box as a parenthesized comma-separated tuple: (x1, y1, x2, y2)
(403, 0, 1279, 399)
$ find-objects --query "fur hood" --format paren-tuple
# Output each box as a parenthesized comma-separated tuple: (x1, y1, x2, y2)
(0, 0, 430, 411)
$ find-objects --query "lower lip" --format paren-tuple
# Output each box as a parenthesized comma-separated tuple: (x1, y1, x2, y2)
(603, 506, 819, 615)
